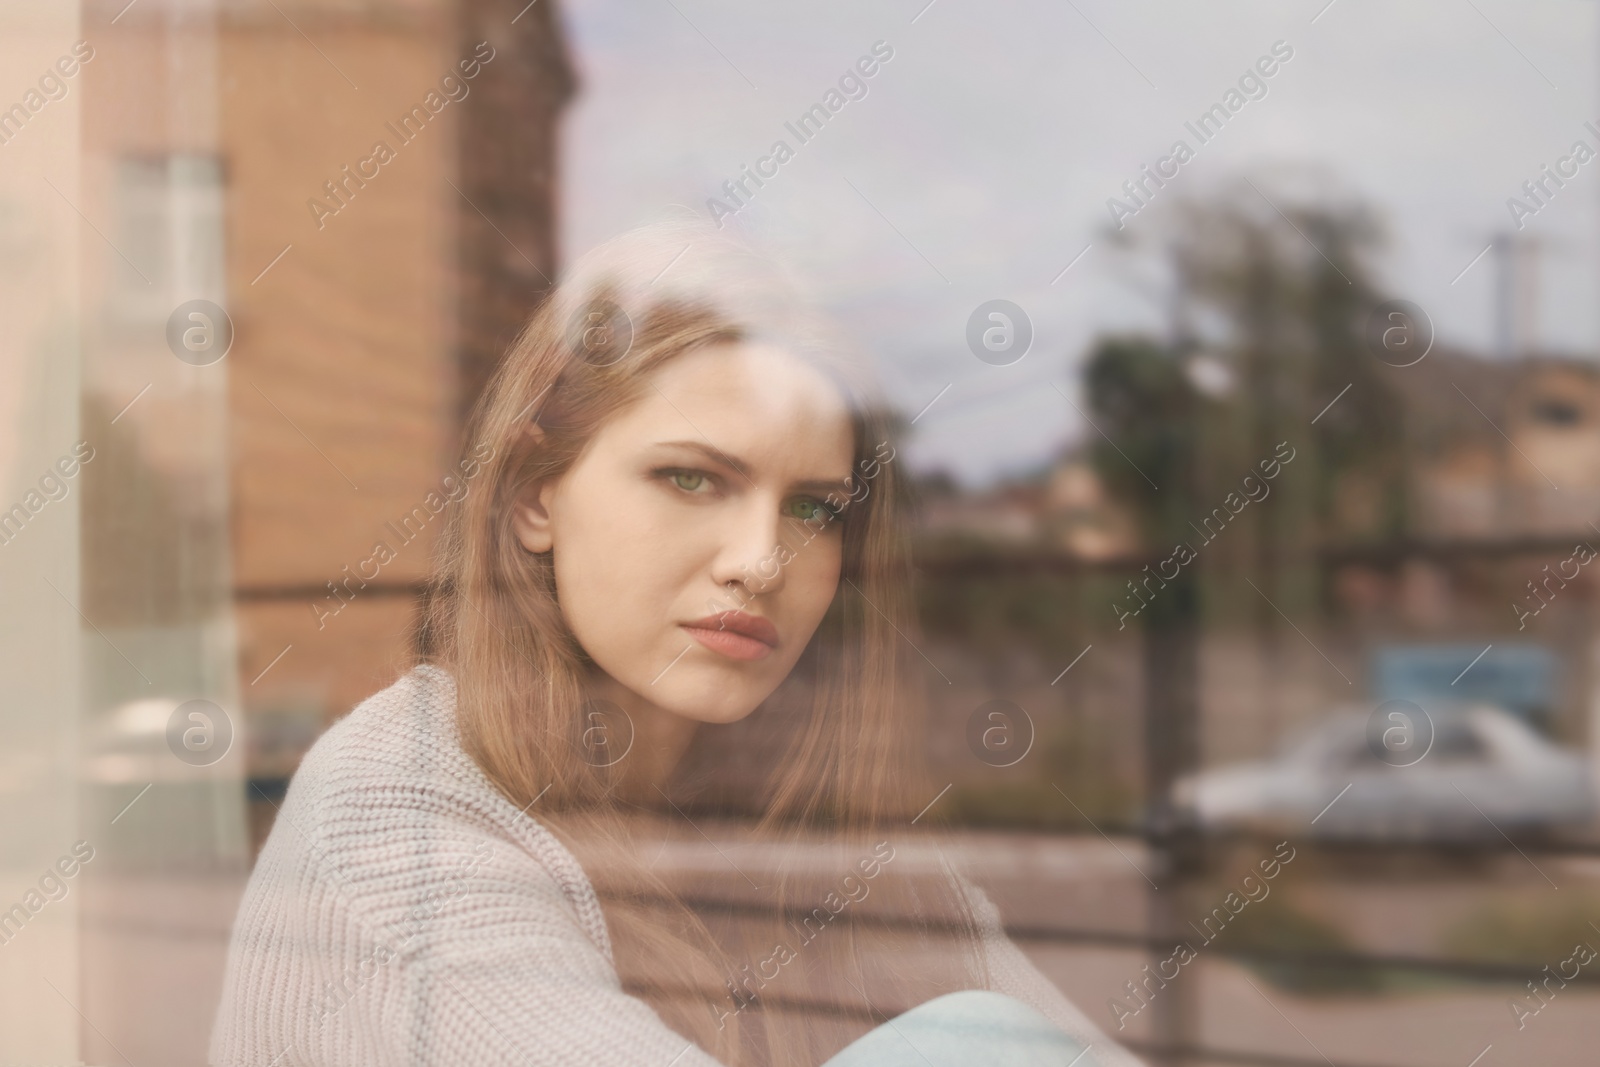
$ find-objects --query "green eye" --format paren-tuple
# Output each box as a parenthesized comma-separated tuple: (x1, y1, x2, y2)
(671, 471, 707, 492)
(787, 497, 842, 524)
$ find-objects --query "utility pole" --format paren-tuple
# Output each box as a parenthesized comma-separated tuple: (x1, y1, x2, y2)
(1491, 231, 1545, 361)
(1492, 232, 1516, 360)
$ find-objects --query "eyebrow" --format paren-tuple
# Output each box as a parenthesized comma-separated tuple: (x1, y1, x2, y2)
(652, 439, 854, 495)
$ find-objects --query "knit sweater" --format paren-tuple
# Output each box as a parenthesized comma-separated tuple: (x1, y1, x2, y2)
(209, 664, 1144, 1067)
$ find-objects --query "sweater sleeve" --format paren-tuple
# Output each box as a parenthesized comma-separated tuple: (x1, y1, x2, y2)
(957, 874, 1148, 1067)
(209, 690, 727, 1067)
(355, 820, 725, 1067)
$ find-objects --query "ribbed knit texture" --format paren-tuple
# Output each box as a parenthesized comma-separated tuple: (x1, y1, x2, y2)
(209, 665, 1143, 1066)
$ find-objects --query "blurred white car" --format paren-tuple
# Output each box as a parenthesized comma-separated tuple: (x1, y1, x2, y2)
(1174, 704, 1596, 841)
(83, 696, 241, 784)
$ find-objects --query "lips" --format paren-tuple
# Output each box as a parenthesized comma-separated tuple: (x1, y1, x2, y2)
(681, 611, 778, 662)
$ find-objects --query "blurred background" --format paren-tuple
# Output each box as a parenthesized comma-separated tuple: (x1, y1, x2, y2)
(5, 0, 1600, 1064)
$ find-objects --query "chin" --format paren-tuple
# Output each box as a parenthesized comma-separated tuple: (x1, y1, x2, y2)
(665, 689, 763, 726)
(657, 671, 773, 725)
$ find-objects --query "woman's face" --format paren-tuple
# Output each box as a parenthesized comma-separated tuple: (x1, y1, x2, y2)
(514, 341, 857, 727)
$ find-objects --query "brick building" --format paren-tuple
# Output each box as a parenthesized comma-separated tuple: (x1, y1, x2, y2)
(62, 5, 574, 1060)
(81, 0, 574, 803)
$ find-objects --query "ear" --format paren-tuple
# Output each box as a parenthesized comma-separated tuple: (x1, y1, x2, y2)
(510, 425, 559, 554)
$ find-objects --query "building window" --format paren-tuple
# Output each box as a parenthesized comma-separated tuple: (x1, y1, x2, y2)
(108, 153, 225, 326)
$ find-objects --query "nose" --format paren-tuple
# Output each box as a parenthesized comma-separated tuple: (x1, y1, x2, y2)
(709, 492, 788, 596)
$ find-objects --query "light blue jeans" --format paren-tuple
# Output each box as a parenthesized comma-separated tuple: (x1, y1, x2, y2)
(821, 991, 1098, 1067)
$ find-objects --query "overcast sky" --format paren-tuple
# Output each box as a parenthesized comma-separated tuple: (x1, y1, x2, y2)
(558, 0, 1600, 487)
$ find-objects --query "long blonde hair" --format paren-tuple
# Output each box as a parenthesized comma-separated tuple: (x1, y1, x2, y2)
(418, 220, 984, 1065)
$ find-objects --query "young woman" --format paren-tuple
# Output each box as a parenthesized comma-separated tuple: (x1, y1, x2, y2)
(210, 221, 1143, 1067)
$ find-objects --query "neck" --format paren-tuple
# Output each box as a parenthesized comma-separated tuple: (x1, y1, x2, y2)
(582, 668, 700, 801)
